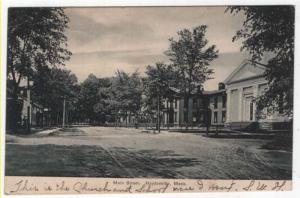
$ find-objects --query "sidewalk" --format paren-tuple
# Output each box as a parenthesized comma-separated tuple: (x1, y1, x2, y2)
(6, 127, 61, 139)
(34, 127, 61, 136)
(6, 127, 61, 144)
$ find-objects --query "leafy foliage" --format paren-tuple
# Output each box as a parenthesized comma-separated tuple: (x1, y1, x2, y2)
(8, 8, 71, 87)
(226, 6, 294, 115)
(143, 63, 177, 130)
(166, 25, 218, 94)
(73, 71, 143, 125)
(108, 70, 143, 123)
(6, 8, 71, 131)
(166, 25, 218, 126)
(32, 68, 79, 124)
(76, 74, 111, 124)
(144, 63, 176, 99)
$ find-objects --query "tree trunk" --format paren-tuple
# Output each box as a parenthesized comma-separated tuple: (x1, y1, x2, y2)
(56, 113, 59, 126)
(117, 115, 119, 127)
(125, 111, 128, 128)
(185, 95, 190, 130)
(115, 113, 118, 128)
(62, 98, 66, 128)
(167, 99, 169, 130)
(157, 95, 161, 133)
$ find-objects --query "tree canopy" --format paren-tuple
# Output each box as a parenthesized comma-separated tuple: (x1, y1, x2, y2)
(108, 70, 143, 124)
(226, 6, 294, 116)
(144, 63, 176, 100)
(75, 74, 111, 124)
(143, 63, 177, 131)
(71, 71, 143, 125)
(166, 25, 218, 126)
(7, 8, 72, 131)
(8, 8, 71, 88)
(166, 25, 218, 95)
(31, 67, 78, 124)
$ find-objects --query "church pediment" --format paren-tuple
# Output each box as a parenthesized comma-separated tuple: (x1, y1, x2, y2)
(224, 60, 266, 85)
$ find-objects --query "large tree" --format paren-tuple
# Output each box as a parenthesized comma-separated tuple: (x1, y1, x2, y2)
(226, 6, 294, 116)
(7, 8, 71, 130)
(166, 25, 218, 128)
(76, 74, 111, 124)
(32, 68, 79, 126)
(109, 70, 142, 127)
(144, 63, 176, 132)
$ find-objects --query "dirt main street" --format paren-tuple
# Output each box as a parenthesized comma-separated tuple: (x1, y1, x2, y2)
(5, 127, 292, 179)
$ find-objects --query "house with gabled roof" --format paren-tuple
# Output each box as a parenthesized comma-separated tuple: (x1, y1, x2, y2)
(161, 84, 226, 127)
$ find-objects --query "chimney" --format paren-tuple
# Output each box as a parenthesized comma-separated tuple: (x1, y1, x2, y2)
(218, 82, 225, 90)
(197, 85, 204, 92)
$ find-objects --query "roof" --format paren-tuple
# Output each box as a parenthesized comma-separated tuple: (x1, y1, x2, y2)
(168, 86, 225, 96)
(169, 87, 181, 94)
(223, 59, 267, 85)
(203, 89, 226, 95)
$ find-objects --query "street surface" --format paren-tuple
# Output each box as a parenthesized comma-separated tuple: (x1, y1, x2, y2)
(6, 127, 292, 179)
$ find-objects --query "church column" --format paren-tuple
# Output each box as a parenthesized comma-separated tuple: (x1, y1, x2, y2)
(253, 84, 259, 121)
(226, 89, 231, 122)
(238, 87, 243, 121)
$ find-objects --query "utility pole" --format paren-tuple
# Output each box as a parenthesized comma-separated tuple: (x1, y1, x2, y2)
(62, 98, 66, 128)
(157, 95, 160, 133)
(26, 76, 31, 133)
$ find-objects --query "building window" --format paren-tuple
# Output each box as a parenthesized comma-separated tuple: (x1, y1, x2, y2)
(174, 112, 177, 122)
(214, 112, 218, 123)
(222, 111, 226, 123)
(222, 95, 226, 108)
(213, 97, 218, 109)
(174, 99, 177, 109)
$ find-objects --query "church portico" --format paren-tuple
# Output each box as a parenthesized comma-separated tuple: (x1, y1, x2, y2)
(224, 59, 289, 130)
(226, 83, 262, 123)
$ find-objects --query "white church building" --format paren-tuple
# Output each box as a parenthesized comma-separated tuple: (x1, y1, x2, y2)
(223, 59, 291, 130)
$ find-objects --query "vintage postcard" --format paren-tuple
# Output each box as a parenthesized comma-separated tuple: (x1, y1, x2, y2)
(2, 2, 297, 196)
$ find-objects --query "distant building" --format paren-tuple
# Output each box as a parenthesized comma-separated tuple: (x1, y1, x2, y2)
(20, 90, 44, 127)
(161, 85, 226, 127)
(206, 86, 227, 126)
(114, 59, 291, 131)
(6, 81, 47, 130)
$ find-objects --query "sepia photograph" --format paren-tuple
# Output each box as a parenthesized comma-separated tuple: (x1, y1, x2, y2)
(3, 4, 295, 194)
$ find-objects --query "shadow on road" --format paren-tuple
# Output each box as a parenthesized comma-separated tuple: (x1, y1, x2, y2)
(5, 143, 292, 180)
(5, 144, 199, 178)
(204, 133, 275, 140)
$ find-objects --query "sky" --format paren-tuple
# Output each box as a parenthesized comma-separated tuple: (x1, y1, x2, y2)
(64, 7, 249, 90)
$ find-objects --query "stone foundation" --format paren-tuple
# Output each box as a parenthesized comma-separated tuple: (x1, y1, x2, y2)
(226, 121, 292, 131)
